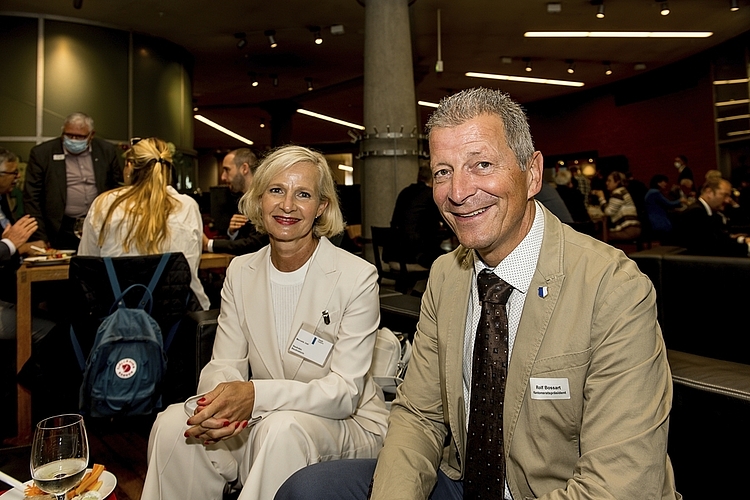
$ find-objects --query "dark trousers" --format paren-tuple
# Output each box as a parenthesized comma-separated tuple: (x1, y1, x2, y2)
(274, 459, 464, 500)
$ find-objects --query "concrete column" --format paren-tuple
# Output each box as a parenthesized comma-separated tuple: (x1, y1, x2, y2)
(361, 0, 420, 237)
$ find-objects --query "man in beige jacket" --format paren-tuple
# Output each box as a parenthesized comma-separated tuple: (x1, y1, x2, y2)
(276, 88, 680, 500)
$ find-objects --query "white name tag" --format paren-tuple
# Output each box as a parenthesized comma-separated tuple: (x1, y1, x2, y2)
(529, 377, 571, 400)
(289, 326, 333, 366)
(53, 154, 66, 161)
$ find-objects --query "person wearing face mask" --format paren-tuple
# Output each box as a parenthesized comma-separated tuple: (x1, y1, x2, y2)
(673, 155, 693, 183)
(23, 112, 121, 250)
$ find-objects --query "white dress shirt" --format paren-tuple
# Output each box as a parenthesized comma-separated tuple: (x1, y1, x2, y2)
(462, 201, 545, 500)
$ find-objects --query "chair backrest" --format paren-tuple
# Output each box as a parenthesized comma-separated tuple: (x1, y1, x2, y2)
(370, 226, 399, 282)
(67, 253, 195, 357)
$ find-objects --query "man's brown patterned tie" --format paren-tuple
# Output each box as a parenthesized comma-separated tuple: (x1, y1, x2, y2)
(464, 269, 513, 500)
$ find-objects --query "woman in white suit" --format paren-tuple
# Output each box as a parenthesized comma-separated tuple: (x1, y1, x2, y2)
(142, 145, 388, 500)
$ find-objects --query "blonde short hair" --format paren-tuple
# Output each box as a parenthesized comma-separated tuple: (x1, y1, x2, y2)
(239, 145, 344, 238)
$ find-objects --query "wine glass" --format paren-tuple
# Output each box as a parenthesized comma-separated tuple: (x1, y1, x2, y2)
(30, 414, 89, 500)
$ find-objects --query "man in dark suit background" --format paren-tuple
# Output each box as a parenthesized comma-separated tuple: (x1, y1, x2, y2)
(0, 148, 54, 342)
(23, 112, 121, 250)
(386, 163, 448, 268)
(203, 148, 268, 255)
(674, 177, 749, 257)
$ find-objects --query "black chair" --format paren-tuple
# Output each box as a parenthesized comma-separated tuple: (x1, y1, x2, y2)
(370, 226, 430, 294)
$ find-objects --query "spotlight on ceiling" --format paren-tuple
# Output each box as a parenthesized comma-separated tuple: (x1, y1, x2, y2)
(730, 0, 739, 11)
(264, 29, 277, 48)
(248, 72, 259, 87)
(604, 61, 613, 75)
(310, 26, 323, 45)
(260, 119, 265, 129)
(566, 59, 575, 74)
(271, 74, 279, 87)
(305, 77, 313, 91)
(591, 0, 604, 19)
(659, 1, 670, 15)
(234, 32, 247, 49)
(523, 58, 532, 72)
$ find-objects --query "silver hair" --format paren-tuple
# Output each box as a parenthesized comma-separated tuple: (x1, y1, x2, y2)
(62, 112, 94, 132)
(425, 88, 535, 171)
(0, 148, 18, 171)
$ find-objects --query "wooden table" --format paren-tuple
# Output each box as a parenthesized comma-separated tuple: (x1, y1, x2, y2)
(10, 253, 234, 445)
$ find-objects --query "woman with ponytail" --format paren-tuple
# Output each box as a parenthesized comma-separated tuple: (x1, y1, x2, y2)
(78, 137, 210, 310)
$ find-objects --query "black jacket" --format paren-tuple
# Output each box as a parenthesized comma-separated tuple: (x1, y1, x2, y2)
(23, 137, 121, 246)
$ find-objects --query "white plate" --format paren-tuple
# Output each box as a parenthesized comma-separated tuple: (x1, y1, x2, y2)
(0, 469, 116, 499)
(23, 255, 73, 266)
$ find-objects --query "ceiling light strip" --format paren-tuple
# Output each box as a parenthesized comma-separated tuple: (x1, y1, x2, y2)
(524, 31, 713, 38)
(727, 130, 750, 137)
(715, 114, 750, 123)
(714, 78, 750, 85)
(296, 109, 366, 130)
(194, 115, 253, 145)
(466, 72, 584, 88)
(715, 99, 750, 107)
(418, 100, 440, 108)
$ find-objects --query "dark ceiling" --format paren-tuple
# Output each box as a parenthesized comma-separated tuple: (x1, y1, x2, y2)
(3, 0, 749, 152)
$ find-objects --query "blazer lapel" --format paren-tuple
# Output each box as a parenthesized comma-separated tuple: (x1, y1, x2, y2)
(240, 246, 285, 378)
(443, 247, 474, 454)
(282, 238, 340, 379)
(51, 140, 67, 207)
(504, 206, 565, 454)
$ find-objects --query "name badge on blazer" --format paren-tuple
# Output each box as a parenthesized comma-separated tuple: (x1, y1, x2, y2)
(529, 377, 571, 400)
(53, 154, 66, 161)
(289, 323, 334, 366)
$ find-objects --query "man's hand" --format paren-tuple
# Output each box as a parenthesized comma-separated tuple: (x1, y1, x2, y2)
(18, 240, 47, 256)
(185, 381, 256, 445)
(228, 214, 249, 233)
(2, 215, 38, 250)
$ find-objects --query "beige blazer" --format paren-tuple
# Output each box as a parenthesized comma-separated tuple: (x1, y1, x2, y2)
(198, 237, 388, 437)
(372, 206, 679, 500)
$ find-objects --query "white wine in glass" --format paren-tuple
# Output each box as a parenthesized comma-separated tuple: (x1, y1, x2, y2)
(30, 414, 89, 500)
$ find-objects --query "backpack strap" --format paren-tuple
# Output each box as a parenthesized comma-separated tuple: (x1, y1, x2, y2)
(103, 257, 123, 300)
(69, 325, 86, 372)
(141, 253, 171, 309)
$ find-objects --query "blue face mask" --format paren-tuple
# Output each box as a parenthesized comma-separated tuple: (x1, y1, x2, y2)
(63, 136, 89, 154)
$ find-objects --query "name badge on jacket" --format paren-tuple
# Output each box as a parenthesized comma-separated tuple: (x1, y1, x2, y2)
(289, 324, 334, 366)
(529, 377, 571, 400)
(53, 154, 66, 161)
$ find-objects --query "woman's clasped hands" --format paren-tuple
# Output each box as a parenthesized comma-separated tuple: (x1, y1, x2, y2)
(185, 381, 256, 445)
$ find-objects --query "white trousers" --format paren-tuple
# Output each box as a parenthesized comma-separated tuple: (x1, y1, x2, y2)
(141, 404, 383, 500)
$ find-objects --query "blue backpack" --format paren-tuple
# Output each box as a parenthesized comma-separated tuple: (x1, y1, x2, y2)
(70, 254, 178, 417)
